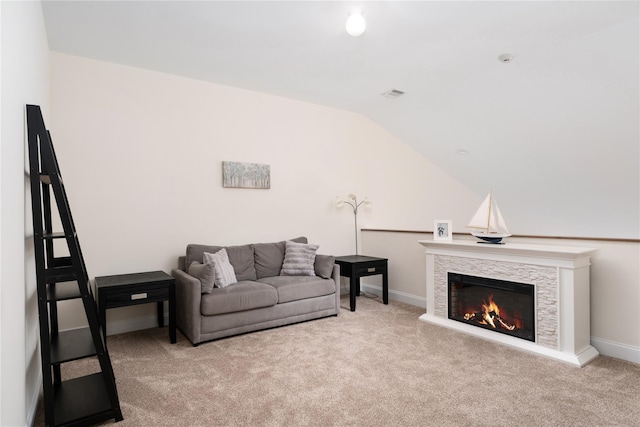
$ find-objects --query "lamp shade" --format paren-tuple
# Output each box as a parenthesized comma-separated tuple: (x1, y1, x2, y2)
(346, 12, 366, 37)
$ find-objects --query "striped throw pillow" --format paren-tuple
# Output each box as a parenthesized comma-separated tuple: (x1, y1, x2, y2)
(203, 248, 237, 288)
(280, 240, 319, 276)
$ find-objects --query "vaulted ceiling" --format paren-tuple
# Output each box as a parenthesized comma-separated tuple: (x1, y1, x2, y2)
(41, 1, 639, 238)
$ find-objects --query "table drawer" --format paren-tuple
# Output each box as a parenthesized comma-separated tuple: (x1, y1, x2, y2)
(354, 263, 386, 275)
(104, 287, 169, 304)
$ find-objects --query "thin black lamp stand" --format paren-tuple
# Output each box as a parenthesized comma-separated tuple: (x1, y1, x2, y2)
(335, 194, 371, 255)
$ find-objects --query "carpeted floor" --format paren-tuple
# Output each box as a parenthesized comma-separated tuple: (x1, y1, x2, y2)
(34, 296, 640, 426)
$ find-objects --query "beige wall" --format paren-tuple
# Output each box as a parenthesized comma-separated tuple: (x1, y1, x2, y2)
(49, 53, 478, 330)
(47, 52, 639, 366)
(1, 1, 50, 425)
(361, 230, 640, 364)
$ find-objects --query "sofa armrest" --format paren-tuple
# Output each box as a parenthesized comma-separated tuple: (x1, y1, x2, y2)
(332, 264, 340, 315)
(172, 268, 202, 345)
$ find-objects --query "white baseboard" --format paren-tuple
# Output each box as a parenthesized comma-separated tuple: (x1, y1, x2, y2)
(360, 282, 426, 309)
(591, 337, 640, 365)
(27, 372, 42, 427)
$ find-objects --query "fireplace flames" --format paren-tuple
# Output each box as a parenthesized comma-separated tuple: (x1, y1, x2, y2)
(463, 294, 517, 331)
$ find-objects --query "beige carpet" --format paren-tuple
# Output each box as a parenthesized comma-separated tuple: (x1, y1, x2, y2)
(34, 296, 640, 426)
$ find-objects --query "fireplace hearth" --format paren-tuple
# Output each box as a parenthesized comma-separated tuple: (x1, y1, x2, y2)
(448, 273, 535, 342)
(418, 239, 599, 366)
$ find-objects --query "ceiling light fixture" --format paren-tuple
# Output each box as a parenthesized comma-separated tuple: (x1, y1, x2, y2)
(346, 12, 366, 37)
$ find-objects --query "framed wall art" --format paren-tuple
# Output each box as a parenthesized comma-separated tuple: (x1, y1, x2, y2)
(222, 161, 270, 189)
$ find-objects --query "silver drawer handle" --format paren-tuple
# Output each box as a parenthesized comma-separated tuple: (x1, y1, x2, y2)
(367, 268, 376, 272)
(131, 293, 148, 300)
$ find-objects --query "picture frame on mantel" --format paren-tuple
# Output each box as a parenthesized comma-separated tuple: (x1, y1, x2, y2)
(434, 220, 453, 241)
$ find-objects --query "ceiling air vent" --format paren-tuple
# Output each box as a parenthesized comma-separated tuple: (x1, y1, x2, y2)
(381, 89, 405, 99)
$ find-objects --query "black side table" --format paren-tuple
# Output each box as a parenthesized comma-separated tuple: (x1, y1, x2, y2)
(95, 270, 176, 344)
(335, 255, 388, 312)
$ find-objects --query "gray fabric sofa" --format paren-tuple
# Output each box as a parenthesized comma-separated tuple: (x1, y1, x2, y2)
(172, 237, 340, 345)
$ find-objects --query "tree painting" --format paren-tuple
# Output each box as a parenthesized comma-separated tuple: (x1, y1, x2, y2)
(222, 161, 271, 189)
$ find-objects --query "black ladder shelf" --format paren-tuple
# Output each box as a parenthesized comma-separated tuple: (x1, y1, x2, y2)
(27, 104, 122, 426)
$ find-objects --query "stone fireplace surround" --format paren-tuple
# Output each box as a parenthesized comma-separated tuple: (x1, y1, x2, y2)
(418, 240, 598, 366)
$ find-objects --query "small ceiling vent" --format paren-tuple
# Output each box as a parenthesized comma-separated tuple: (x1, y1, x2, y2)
(498, 53, 516, 63)
(381, 89, 405, 99)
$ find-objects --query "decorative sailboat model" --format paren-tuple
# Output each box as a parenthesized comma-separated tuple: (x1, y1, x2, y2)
(467, 191, 511, 244)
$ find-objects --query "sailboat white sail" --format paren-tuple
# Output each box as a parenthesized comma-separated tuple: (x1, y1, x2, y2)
(467, 191, 511, 243)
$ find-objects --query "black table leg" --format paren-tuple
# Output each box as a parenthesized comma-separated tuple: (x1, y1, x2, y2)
(383, 269, 389, 305)
(350, 275, 357, 312)
(169, 283, 176, 343)
(157, 301, 164, 327)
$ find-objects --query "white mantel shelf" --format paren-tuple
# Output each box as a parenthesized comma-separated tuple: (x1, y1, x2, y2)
(418, 239, 599, 367)
(418, 240, 597, 262)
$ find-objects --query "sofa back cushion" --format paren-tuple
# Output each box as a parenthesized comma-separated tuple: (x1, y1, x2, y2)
(253, 236, 308, 279)
(186, 243, 257, 281)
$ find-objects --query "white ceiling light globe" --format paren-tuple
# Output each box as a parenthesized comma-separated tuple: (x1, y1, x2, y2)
(346, 12, 366, 37)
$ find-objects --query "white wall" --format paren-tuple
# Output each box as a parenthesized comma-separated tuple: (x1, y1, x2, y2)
(49, 53, 478, 330)
(361, 230, 640, 364)
(0, 1, 50, 425)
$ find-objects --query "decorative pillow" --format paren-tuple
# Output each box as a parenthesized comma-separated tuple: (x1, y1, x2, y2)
(280, 240, 319, 276)
(187, 261, 216, 294)
(203, 248, 237, 288)
(314, 255, 335, 279)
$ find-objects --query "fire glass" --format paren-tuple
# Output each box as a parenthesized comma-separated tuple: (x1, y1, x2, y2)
(448, 273, 535, 342)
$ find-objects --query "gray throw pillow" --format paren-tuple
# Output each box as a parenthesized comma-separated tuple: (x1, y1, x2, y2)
(188, 261, 216, 294)
(203, 248, 237, 288)
(280, 240, 319, 276)
(314, 255, 335, 279)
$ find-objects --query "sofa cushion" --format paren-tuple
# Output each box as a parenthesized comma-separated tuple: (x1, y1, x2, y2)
(204, 248, 237, 288)
(253, 236, 308, 279)
(280, 240, 319, 276)
(257, 276, 335, 304)
(200, 281, 278, 316)
(188, 261, 216, 293)
(314, 255, 335, 279)
(187, 243, 257, 281)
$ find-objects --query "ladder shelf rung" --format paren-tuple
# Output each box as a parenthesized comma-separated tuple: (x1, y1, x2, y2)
(44, 266, 78, 283)
(42, 232, 67, 240)
(50, 327, 98, 365)
(46, 282, 82, 301)
(52, 256, 73, 267)
(52, 373, 115, 427)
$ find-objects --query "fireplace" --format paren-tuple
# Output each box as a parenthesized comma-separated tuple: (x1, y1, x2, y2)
(418, 239, 599, 366)
(448, 273, 535, 342)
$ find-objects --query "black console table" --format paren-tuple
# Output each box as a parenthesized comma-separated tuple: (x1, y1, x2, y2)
(96, 270, 176, 344)
(335, 255, 388, 312)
